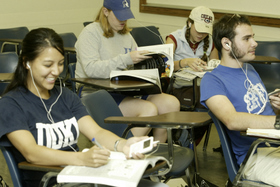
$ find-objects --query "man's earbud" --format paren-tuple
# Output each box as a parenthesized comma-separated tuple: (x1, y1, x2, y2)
(189, 23, 192, 28)
(226, 43, 231, 49)
(27, 62, 30, 68)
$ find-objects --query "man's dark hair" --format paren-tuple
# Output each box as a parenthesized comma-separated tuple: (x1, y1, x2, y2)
(213, 14, 251, 54)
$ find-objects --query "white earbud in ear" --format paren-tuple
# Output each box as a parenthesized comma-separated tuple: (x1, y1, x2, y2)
(27, 62, 30, 68)
(189, 23, 192, 28)
(226, 43, 231, 49)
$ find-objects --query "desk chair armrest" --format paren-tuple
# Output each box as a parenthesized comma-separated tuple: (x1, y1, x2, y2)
(233, 138, 280, 186)
(39, 172, 59, 187)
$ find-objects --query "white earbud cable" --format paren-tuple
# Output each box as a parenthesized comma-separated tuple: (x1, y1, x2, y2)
(29, 65, 62, 124)
(230, 49, 267, 114)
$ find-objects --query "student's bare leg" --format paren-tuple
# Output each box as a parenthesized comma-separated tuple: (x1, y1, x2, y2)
(147, 93, 180, 143)
(119, 97, 158, 138)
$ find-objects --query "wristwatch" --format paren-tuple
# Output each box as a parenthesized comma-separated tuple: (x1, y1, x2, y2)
(274, 114, 280, 129)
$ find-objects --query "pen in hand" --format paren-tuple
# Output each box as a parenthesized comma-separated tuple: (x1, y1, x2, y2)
(92, 138, 103, 149)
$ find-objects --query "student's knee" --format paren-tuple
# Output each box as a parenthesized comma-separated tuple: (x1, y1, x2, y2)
(140, 102, 158, 116)
(159, 94, 180, 112)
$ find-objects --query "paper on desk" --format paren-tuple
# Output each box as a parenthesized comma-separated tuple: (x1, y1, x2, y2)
(246, 128, 280, 139)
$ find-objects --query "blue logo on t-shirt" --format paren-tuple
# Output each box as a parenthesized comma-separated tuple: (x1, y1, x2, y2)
(124, 47, 132, 54)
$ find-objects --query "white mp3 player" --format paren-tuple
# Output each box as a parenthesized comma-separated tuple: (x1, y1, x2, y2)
(129, 137, 158, 157)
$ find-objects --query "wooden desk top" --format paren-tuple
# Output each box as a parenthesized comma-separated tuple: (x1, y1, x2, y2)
(105, 111, 212, 129)
(0, 39, 75, 53)
(18, 159, 167, 176)
(250, 55, 280, 64)
(72, 78, 161, 95)
(72, 78, 153, 90)
(0, 38, 23, 43)
(18, 161, 63, 172)
(0, 73, 13, 82)
(64, 47, 76, 53)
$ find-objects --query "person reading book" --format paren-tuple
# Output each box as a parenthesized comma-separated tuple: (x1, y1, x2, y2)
(0, 28, 168, 187)
(75, 0, 180, 143)
(166, 6, 219, 145)
(200, 14, 280, 186)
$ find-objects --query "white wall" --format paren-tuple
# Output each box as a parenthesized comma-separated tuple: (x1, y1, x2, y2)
(0, 0, 102, 36)
(0, 0, 279, 41)
(129, 0, 280, 41)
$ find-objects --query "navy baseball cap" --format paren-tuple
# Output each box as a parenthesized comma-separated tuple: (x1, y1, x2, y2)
(103, 0, 135, 21)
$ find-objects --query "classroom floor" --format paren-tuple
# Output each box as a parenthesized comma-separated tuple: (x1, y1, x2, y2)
(0, 124, 229, 187)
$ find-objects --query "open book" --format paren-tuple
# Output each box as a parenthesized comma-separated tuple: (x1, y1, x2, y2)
(137, 43, 174, 78)
(57, 151, 170, 187)
(246, 128, 280, 139)
(174, 59, 220, 81)
(110, 69, 162, 94)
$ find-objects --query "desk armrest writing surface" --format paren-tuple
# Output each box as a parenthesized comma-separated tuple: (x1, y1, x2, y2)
(71, 78, 161, 95)
(105, 111, 212, 167)
(105, 111, 212, 128)
(18, 161, 63, 172)
(18, 160, 167, 179)
(250, 56, 280, 64)
(64, 47, 76, 53)
(233, 138, 280, 186)
(0, 73, 14, 82)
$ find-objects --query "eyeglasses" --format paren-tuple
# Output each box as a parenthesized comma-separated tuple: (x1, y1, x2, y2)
(227, 14, 241, 23)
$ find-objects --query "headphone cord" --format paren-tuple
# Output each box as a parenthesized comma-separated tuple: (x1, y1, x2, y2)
(230, 49, 267, 115)
(131, 20, 164, 44)
(29, 67, 63, 124)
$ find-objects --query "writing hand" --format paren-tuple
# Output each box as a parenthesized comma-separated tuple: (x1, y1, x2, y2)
(183, 58, 207, 72)
(82, 146, 110, 167)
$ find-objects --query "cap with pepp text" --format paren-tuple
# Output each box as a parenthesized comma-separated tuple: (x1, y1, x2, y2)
(103, 0, 135, 21)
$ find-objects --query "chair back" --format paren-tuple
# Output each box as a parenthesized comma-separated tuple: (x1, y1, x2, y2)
(68, 63, 76, 93)
(130, 26, 163, 47)
(58, 32, 77, 84)
(83, 21, 92, 27)
(59, 32, 77, 49)
(0, 146, 23, 187)
(208, 111, 239, 183)
(81, 90, 133, 138)
(250, 41, 280, 92)
(0, 26, 29, 53)
(0, 52, 18, 95)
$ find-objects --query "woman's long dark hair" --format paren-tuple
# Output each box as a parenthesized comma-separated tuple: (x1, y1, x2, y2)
(185, 18, 209, 62)
(4, 28, 65, 94)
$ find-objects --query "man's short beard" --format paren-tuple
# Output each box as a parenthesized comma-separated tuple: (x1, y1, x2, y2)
(229, 43, 245, 59)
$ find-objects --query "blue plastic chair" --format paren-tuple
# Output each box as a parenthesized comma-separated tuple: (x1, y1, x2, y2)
(0, 52, 18, 96)
(68, 63, 83, 97)
(208, 111, 239, 186)
(0, 26, 29, 54)
(130, 26, 163, 47)
(58, 32, 77, 85)
(0, 146, 22, 187)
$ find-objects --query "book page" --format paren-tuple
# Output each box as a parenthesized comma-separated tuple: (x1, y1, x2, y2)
(110, 69, 161, 91)
(137, 43, 174, 78)
(57, 155, 170, 187)
(246, 128, 280, 139)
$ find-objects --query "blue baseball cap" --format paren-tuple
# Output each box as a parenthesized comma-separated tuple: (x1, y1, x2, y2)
(103, 0, 135, 21)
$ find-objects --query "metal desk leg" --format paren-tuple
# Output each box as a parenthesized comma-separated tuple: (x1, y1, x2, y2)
(167, 127, 174, 166)
(190, 128, 199, 186)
